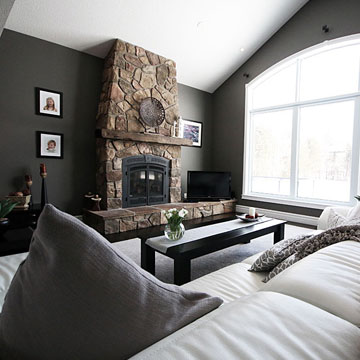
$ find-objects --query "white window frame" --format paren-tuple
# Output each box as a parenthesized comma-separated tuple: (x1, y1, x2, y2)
(243, 34, 360, 209)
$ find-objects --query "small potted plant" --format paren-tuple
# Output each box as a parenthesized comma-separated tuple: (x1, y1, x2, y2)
(163, 208, 189, 241)
(0, 199, 18, 226)
(355, 195, 360, 201)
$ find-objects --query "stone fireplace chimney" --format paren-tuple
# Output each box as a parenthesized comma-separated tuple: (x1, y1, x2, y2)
(95, 39, 191, 210)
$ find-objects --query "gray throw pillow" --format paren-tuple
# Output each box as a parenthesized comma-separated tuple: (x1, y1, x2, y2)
(0, 205, 222, 360)
(249, 234, 313, 272)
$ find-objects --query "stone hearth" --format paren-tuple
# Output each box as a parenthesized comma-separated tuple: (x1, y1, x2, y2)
(84, 200, 237, 235)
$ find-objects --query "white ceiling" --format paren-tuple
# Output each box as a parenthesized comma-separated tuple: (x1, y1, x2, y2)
(5, 0, 308, 93)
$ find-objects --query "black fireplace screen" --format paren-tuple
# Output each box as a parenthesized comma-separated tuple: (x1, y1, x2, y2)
(122, 155, 170, 208)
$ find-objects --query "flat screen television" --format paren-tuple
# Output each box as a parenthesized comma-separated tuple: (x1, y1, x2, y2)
(187, 171, 231, 201)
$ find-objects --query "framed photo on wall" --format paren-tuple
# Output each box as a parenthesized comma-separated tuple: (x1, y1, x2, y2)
(37, 131, 64, 159)
(36, 87, 63, 118)
(179, 119, 203, 147)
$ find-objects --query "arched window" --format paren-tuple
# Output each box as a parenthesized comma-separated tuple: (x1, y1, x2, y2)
(243, 35, 360, 207)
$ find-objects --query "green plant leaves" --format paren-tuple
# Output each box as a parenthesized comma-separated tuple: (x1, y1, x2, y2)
(0, 199, 18, 218)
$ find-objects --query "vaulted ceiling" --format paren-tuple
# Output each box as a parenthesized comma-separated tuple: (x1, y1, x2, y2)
(5, 0, 308, 93)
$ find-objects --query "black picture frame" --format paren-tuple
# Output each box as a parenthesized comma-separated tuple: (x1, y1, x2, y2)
(35, 87, 63, 118)
(180, 119, 203, 147)
(36, 131, 64, 159)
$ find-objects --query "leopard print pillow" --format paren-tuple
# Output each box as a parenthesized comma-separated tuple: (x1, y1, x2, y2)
(263, 253, 297, 282)
(295, 224, 360, 257)
(249, 234, 313, 272)
(263, 224, 360, 282)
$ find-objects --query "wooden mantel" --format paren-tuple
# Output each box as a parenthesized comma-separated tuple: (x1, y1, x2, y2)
(100, 129, 193, 146)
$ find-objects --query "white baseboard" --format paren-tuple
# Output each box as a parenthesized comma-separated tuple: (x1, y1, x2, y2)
(236, 205, 319, 227)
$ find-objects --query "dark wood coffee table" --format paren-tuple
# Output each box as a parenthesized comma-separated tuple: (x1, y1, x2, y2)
(141, 217, 286, 285)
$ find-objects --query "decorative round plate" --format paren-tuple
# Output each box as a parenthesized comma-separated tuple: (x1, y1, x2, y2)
(139, 97, 165, 127)
(238, 215, 259, 222)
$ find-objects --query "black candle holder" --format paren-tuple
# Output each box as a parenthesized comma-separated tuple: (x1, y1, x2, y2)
(40, 164, 48, 210)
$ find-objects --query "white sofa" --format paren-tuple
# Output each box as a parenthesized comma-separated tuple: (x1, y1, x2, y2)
(130, 240, 360, 359)
(133, 205, 360, 359)
(1, 209, 360, 359)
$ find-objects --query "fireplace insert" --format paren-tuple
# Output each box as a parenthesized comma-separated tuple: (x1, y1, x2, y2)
(122, 155, 170, 208)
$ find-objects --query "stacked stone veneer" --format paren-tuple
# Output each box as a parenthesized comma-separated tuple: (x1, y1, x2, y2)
(84, 200, 237, 235)
(96, 39, 181, 209)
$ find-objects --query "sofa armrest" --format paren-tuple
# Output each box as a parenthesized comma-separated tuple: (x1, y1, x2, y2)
(317, 206, 351, 230)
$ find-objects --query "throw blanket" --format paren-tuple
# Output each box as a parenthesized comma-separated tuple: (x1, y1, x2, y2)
(263, 224, 360, 282)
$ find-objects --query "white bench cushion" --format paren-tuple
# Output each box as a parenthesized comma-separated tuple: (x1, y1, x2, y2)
(130, 291, 360, 360)
(262, 240, 360, 326)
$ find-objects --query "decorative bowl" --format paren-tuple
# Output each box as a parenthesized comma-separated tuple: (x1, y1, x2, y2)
(5, 195, 32, 209)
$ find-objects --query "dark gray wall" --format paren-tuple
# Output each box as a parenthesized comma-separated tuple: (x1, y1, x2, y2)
(0, 0, 14, 37)
(0, 31, 213, 213)
(212, 0, 360, 217)
(178, 83, 213, 195)
(0, 30, 103, 214)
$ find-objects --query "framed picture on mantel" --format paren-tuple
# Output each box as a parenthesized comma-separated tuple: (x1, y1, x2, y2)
(179, 119, 202, 147)
(35, 87, 63, 118)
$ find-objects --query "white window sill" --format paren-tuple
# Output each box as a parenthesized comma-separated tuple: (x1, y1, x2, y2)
(241, 194, 354, 210)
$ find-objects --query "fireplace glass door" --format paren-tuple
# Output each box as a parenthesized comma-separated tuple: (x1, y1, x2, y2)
(129, 169, 147, 205)
(122, 155, 169, 208)
(148, 169, 165, 203)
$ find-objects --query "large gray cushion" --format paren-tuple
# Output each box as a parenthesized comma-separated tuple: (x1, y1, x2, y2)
(0, 205, 222, 360)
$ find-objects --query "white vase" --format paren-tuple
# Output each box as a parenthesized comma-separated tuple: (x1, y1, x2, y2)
(164, 223, 185, 241)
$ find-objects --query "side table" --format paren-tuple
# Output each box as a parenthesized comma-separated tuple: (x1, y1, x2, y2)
(0, 204, 41, 256)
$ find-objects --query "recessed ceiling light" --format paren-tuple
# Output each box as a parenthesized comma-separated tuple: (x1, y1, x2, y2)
(240, 48, 245, 52)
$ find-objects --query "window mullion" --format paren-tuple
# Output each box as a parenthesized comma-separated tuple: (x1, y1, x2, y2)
(295, 59, 301, 102)
(350, 97, 360, 200)
(289, 60, 301, 199)
(247, 114, 254, 194)
(290, 107, 299, 199)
